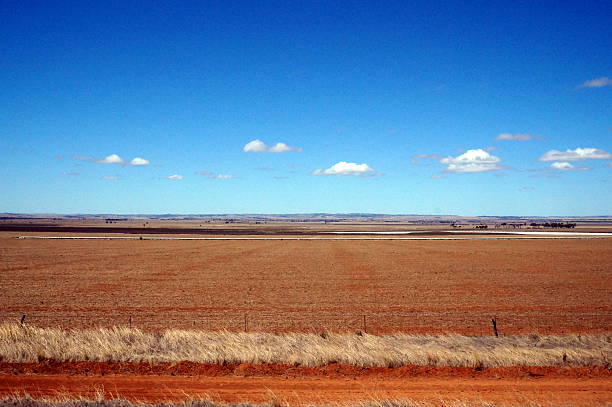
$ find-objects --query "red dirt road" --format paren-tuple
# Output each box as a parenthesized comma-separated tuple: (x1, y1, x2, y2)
(2, 373, 610, 406)
(1, 363, 611, 406)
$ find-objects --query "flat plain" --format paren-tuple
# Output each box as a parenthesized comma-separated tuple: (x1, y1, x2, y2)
(1, 221, 611, 406)
(1, 224, 611, 334)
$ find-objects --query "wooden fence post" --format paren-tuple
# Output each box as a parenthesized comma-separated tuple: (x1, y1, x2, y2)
(491, 317, 498, 337)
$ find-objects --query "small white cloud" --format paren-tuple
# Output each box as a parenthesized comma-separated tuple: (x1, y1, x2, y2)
(102, 175, 120, 181)
(550, 161, 574, 170)
(496, 133, 534, 141)
(550, 161, 589, 171)
(167, 174, 183, 180)
(440, 149, 503, 173)
(96, 154, 125, 164)
(63, 172, 79, 176)
(213, 174, 233, 179)
(539, 148, 612, 162)
(243, 139, 302, 153)
(130, 157, 149, 166)
(243, 139, 268, 152)
(312, 161, 380, 177)
(578, 77, 612, 88)
(196, 171, 234, 180)
(269, 142, 292, 153)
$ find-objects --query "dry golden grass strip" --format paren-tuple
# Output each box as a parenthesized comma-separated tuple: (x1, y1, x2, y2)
(0, 396, 548, 407)
(0, 324, 610, 368)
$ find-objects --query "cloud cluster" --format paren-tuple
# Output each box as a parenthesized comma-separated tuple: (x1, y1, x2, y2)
(539, 148, 612, 162)
(243, 139, 302, 153)
(76, 154, 151, 166)
(440, 149, 503, 173)
(578, 77, 612, 88)
(312, 161, 380, 177)
(496, 133, 534, 141)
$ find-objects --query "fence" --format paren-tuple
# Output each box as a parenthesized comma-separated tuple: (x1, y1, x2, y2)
(2, 309, 610, 335)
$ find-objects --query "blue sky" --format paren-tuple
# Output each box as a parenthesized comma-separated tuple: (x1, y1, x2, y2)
(1, 0, 611, 215)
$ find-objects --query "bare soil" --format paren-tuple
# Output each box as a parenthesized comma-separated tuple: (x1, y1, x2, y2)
(1, 231, 611, 334)
(0, 362, 611, 406)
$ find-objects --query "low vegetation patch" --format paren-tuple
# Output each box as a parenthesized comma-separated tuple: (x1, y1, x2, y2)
(0, 324, 610, 368)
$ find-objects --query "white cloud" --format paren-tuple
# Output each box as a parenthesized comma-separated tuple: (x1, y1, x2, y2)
(196, 171, 234, 180)
(212, 174, 234, 179)
(440, 149, 503, 173)
(130, 157, 149, 166)
(578, 77, 612, 88)
(243, 139, 302, 153)
(96, 154, 125, 164)
(550, 162, 588, 171)
(102, 175, 120, 181)
(312, 161, 380, 177)
(550, 161, 574, 171)
(269, 142, 292, 153)
(496, 133, 534, 141)
(539, 148, 612, 162)
(63, 172, 79, 176)
(167, 174, 183, 180)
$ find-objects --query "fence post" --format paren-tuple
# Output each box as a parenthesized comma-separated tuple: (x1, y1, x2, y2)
(244, 314, 247, 332)
(491, 317, 498, 337)
(129, 315, 132, 329)
(363, 315, 367, 333)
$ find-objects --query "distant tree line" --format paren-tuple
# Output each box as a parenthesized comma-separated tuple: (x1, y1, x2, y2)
(530, 222, 576, 228)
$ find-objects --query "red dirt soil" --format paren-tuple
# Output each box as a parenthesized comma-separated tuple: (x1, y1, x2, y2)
(1, 362, 611, 406)
(1, 234, 611, 334)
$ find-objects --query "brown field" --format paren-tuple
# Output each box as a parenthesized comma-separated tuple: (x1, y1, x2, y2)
(1, 229, 611, 334)
(2, 223, 611, 406)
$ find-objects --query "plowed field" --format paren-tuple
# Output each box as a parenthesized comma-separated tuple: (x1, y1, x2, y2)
(1, 233, 610, 334)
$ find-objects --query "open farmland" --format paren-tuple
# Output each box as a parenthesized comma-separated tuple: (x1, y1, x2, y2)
(1, 228, 610, 334)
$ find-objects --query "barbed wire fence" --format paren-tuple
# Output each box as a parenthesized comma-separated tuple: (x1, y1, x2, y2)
(1, 310, 609, 335)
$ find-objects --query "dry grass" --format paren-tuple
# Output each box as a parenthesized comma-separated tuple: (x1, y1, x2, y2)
(0, 396, 553, 407)
(1, 324, 610, 368)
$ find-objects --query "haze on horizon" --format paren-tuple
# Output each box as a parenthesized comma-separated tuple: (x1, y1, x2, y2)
(1, 1, 611, 216)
